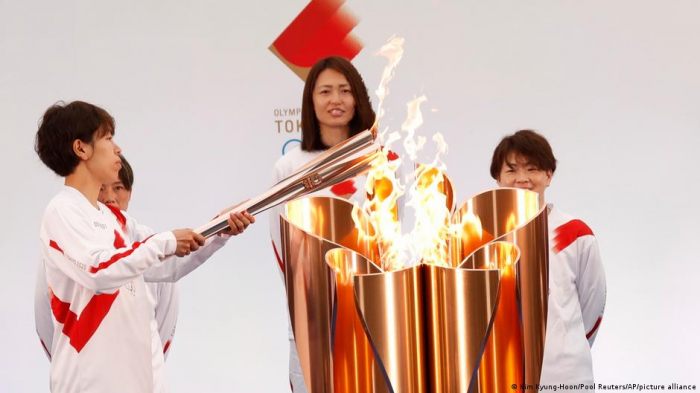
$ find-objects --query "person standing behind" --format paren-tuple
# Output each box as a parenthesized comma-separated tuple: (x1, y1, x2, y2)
(34, 100, 254, 393)
(269, 56, 376, 392)
(97, 155, 179, 360)
(490, 129, 607, 390)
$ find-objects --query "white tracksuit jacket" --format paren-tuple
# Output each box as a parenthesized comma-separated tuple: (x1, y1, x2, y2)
(37, 225, 181, 360)
(540, 205, 607, 391)
(36, 186, 227, 393)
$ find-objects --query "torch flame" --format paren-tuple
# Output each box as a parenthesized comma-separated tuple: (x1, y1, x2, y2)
(353, 36, 490, 272)
(408, 165, 452, 267)
(401, 95, 428, 161)
(354, 141, 407, 272)
(351, 36, 410, 272)
(373, 36, 405, 139)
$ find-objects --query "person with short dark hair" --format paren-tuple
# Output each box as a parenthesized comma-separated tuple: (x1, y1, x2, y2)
(490, 129, 607, 389)
(270, 56, 376, 392)
(97, 155, 180, 360)
(35, 153, 187, 388)
(99, 154, 134, 209)
(34, 101, 254, 392)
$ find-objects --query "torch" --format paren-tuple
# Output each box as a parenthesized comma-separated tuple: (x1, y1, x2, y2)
(194, 130, 380, 238)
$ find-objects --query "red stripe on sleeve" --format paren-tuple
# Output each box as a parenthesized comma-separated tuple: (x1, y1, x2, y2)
(49, 288, 119, 353)
(50, 235, 157, 274)
(163, 340, 172, 354)
(49, 240, 64, 254)
(552, 219, 594, 254)
(88, 234, 155, 274)
(586, 316, 603, 340)
(39, 338, 52, 360)
(271, 240, 285, 274)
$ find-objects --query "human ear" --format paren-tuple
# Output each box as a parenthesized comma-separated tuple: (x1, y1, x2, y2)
(72, 139, 92, 161)
(545, 170, 553, 186)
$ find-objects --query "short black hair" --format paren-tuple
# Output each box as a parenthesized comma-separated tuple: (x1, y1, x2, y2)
(35, 101, 115, 177)
(490, 129, 557, 179)
(117, 154, 134, 190)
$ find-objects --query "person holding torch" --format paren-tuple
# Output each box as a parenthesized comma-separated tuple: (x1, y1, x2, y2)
(34, 100, 254, 392)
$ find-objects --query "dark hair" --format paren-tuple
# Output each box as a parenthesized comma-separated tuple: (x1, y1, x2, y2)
(35, 101, 115, 177)
(301, 56, 375, 151)
(490, 129, 557, 179)
(117, 154, 134, 190)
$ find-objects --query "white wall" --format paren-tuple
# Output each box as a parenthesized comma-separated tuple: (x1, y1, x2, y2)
(1, 0, 699, 391)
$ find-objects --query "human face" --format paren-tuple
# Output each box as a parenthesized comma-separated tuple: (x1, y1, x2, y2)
(84, 128, 122, 185)
(313, 68, 356, 141)
(99, 181, 132, 211)
(497, 153, 552, 204)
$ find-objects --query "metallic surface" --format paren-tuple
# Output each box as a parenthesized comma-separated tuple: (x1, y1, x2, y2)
(281, 197, 379, 393)
(453, 188, 549, 390)
(461, 242, 522, 393)
(351, 245, 505, 393)
(424, 255, 501, 393)
(197, 130, 379, 238)
(295, 130, 376, 175)
(354, 265, 427, 393)
(280, 186, 549, 392)
(326, 249, 390, 393)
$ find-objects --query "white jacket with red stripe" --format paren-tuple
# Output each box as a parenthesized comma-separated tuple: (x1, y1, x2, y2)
(36, 186, 227, 393)
(540, 205, 607, 389)
(35, 219, 187, 362)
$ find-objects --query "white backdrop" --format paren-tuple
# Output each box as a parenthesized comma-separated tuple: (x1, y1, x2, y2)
(1, 0, 699, 392)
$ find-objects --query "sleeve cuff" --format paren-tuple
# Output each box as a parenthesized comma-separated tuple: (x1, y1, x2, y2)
(158, 231, 178, 256)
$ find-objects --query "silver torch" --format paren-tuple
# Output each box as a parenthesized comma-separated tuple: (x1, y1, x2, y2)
(194, 130, 380, 238)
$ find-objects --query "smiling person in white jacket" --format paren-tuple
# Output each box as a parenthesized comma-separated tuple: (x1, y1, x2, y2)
(269, 56, 377, 392)
(34, 101, 254, 393)
(490, 129, 607, 391)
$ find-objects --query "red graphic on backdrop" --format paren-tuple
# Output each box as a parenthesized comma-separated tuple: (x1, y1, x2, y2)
(269, 0, 363, 81)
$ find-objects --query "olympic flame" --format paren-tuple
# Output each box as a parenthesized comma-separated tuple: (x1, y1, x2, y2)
(351, 36, 409, 272)
(408, 137, 451, 267)
(402, 95, 428, 161)
(373, 36, 405, 137)
(281, 36, 549, 393)
(357, 92, 486, 271)
(354, 36, 488, 271)
(360, 143, 407, 272)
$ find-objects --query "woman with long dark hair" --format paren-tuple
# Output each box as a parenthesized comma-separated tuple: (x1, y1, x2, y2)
(269, 56, 375, 392)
